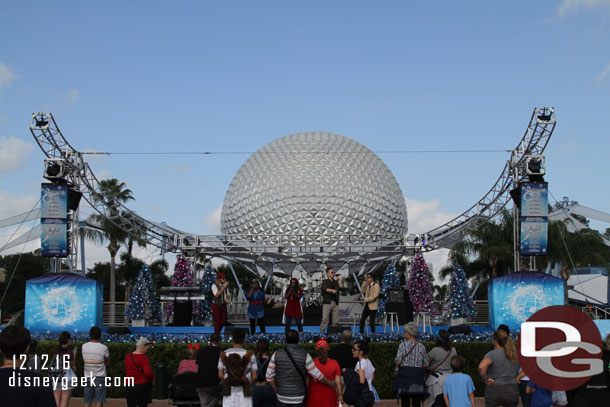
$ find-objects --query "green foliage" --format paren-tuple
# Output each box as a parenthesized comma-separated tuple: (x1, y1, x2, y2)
(0, 251, 50, 314)
(0, 340, 495, 399)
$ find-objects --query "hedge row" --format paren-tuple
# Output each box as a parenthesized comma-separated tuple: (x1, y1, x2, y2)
(2, 341, 493, 399)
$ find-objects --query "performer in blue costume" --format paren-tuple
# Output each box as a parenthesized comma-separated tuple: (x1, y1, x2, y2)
(246, 280, 266, 334)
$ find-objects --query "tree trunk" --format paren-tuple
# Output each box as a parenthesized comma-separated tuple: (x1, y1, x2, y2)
(108, 241, 119, 325)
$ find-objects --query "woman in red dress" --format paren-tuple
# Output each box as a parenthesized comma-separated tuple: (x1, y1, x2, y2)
(307, 338, 342, 407)
(284, 277, 304, 332)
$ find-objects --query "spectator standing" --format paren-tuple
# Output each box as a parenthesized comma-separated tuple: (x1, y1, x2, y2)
(124, 337, 154, 407)
(516, 369, 532, 407)
(442, 356, 475, 407)
(212, 272, 230, 334)
(285, 278, 304, 332)
(195, 333, 223, 407)
(526, 381, 553, 407)
(426, 329, 457, 407)
(51, 331, 77, 407)
(394, 322, 429, 407)
(82, 326, 110, 407)
(177, 344, 199, 374)
(478, 329, 520, 407)
(359, 273, 380, 333)
(307, 338, 342, 407)
(0, 326, 56, 407)
(266, 329, 336, 407)
(26, 339, 42, 374)
(329, 329, 359, 372)
(217, 329, 257, 407)
(320, 268, 342, 333)
(246, 280, 266, 334)
(252, 339, 276, 407)
(353, 340, 379, 403)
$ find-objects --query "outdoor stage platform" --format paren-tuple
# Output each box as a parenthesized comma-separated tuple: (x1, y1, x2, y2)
(103, 324, 492, 335)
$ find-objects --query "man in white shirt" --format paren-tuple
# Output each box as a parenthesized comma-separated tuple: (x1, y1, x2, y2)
(81, 326, 110, 407)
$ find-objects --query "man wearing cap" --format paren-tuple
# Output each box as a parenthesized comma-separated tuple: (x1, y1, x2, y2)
(212, 272, 230, 334)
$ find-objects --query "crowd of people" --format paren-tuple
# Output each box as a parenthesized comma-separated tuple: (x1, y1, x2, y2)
(1, 322, 610, 407)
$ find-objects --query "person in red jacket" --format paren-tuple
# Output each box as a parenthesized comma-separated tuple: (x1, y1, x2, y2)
(124, 337, 155, 407)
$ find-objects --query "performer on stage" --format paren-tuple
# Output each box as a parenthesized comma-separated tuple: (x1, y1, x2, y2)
(359, 273, 380, 333)
(284, 277, 303, 333)
(211, 272, 230, 334)
(320, 267, 342, 333)
(246, 280, 266, 334)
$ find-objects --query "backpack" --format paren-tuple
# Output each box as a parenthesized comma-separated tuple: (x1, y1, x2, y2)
(343, 368, 375, 407)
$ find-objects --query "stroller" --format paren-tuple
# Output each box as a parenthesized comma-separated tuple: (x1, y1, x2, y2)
(168, 372, 200, 407)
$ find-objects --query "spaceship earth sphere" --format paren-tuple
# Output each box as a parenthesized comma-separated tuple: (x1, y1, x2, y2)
(221, 132, 408, 244)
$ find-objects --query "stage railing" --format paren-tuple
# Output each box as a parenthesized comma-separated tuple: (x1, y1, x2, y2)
(103, 302, 127, 326)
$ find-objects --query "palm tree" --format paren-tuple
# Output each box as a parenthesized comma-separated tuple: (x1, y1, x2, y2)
(84, 179, 135, 323)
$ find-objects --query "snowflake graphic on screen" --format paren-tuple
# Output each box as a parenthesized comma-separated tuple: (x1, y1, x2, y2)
(40, 286, 87, 326)
(500, 283, 559, 324)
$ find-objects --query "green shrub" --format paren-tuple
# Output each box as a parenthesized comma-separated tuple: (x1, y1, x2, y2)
(2, 340, 495, 398)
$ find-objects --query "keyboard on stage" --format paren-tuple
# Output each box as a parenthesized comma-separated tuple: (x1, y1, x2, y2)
(159, 286, 205, 301)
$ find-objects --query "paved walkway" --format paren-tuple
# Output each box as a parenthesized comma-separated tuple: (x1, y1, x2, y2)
(67, 397, 495, 406)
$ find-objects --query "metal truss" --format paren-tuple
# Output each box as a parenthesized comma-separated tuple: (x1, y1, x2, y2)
(29, 108, 555, 276)
(423, 107, 555, 250)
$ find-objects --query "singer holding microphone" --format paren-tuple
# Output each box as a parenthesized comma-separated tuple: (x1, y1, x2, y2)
(359, 273, 380, 333)
(246, 280, 266, 334)
(320, 267, 343, 334)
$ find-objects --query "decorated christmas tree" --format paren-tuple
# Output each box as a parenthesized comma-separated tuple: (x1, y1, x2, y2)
(165, 254, 195, 318)
(447, 263, 475, 319)
(194, 262, 215, 324)
(378, 262, 401, 319)
(408, 253, 435, 314)
(125, 264, 161, 322)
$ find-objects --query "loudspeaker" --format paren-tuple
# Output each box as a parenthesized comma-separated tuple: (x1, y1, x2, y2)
(67, 188, 83, 211)
(326, 326, 349, 335)
(172, 300, 193, 326)
(107, 327, 131, 335)
(389, 288, 405, 302)
(224, 327, 248, 337)
(448, 324, 472, 335)
(386, 302, 413, 325)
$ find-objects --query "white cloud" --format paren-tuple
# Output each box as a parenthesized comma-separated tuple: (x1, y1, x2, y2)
(406, 197, 457, 233)
(0, 62, 16, 87)
(202, 206, 222, 234)
(596, 61, 610, 83)
(64, 88, 80, 104)
(558, 0, 610, 16)
(0, 137, 35, 174)
(405, 197, 458, 284)
(0, 190, 38, 220)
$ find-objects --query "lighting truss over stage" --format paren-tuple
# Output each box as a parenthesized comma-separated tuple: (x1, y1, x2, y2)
(25, 108, 555, 278)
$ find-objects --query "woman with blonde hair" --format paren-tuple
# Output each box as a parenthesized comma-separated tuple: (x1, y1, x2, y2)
(478, 329, 520, 407)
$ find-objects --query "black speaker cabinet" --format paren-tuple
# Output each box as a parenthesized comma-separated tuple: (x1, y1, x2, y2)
(386, 298, 414, 325)
(326, 326, 350, 335)
(448, 324, 472, 335)
(107, 327, 132, 335)
(172, 300, 193, 326)
(224, 327, 248, 337)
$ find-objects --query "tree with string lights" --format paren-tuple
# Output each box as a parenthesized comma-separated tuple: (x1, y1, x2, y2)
(378, 262, 401, 319)
(125, 264, 161, 323)
(408, 253, 435, 314)
(446, 263, 475, 320)
(165, 254, 195, 319)
(194, 262, 215, 324)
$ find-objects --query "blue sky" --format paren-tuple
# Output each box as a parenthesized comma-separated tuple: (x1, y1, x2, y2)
(1, 1, 609, 276)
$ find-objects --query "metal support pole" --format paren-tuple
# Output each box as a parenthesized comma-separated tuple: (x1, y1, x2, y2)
(352, 272, 362, 291)
(264, 273, 273, 291)
(228, 261, 247, 301)
(79, 222, 86, 275)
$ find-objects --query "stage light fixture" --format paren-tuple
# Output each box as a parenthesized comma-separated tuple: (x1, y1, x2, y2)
(537, 109, 552, 122)
(526, 155, 545, 176)
(43, 159, 67, 182)
(33, 113, 49, 128)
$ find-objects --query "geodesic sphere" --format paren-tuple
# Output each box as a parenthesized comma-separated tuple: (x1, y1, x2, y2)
(221, 132, 408, 244)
